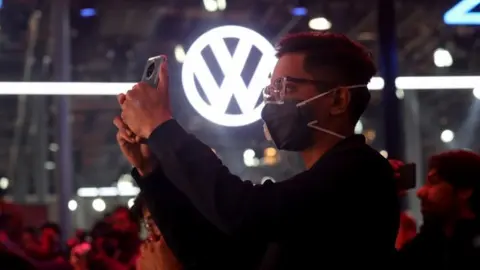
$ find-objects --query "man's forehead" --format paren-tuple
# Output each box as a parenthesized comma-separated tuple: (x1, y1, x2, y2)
(270, 53, 340, 83)
(270, 54, 308, 79)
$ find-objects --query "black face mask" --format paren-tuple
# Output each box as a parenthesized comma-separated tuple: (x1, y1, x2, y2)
(261, 100, 315, 151)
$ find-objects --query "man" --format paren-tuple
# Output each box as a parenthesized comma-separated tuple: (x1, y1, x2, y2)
(109, 207, 141, 268)
(398, 150, 480, 269)
(117, 32, 399, 268)
(37, 222, 63, 260)
(113, 118, 267, 269)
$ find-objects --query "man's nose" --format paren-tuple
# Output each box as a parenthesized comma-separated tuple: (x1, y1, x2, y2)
(416, 186, 427, 199)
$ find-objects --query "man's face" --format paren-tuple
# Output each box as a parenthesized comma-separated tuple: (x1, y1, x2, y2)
(21, 231, 37, 249)
(40, 228, 58, 242)
(270, 53, 351, 126)
(111, 210, 133, 233)
(417, 169, 457, 219)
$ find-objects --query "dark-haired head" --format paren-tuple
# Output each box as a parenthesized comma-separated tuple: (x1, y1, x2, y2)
(418, 150, 480, 222)
(275, 32, 375, 125)
(263, 32, 376, 162)
(40, 222, 61, 237)
(111, 205, 139, 234)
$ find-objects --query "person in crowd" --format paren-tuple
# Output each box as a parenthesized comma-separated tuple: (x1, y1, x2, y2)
(20, 227, 42, 258)
(69, 218, 135, 270)
(0, 202, 24, 244)
(67, 229, 88, 252)
(398, 150, 480, 269)
(389, 159, 417, 249)
(0, 212, 36, 269)
(114, 118, 268, 269)
(109, 206, 141, 268)
(116, 32, 399, 268)
(130, 193, 182, 270)
(37, 222, 64, 260)
(0, 213, 71, 269)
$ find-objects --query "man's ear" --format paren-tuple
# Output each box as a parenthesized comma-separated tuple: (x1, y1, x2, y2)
(330, 88, 350, 116)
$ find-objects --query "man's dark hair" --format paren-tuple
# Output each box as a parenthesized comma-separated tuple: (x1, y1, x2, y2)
(275, 32, 376, 124)
(428, 150, 480, 216)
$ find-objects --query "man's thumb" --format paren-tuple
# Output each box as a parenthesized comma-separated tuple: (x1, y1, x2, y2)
(158, 56, 169, 92)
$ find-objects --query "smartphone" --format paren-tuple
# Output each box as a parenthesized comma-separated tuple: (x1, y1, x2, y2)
(141, 55, 166, 88)
(397, 163, 416, 190)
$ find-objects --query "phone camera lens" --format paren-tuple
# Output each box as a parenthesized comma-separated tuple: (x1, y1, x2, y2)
(146, 63, 155, 78)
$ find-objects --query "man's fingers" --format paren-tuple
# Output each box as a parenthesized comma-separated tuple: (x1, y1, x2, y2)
(135, 136, 147, 144)
(113, 116, 127, 130)
(113, 116, 135, 143)
(125, 88, 135, 101)
(117, 93, 126, 105)
(116, 128, 135, 144)
(158, 57, 169, 93)
(116, 130, 134, 144)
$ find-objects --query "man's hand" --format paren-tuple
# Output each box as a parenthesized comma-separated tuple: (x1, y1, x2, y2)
(113, 111, 155, 176)
(121, 58, 172, 138)
(389, 159, 407, 196)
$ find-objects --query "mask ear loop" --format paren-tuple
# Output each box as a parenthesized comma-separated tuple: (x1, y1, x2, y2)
(307, 121, 346, 139)
(296, 90, 334, 107)
(296, 84, 368, 140)
(296, 84, 369, 106)
(296, 84, 368, 107)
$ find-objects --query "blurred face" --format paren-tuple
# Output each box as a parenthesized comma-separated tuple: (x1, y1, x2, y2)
(417, 169, 457, 219)
(41, 228, 57, 238)
(38, 227, 60, 256)
(111, 210, 133, 233)
(40, 228, 59, 247)
(21, 231, 37, 249)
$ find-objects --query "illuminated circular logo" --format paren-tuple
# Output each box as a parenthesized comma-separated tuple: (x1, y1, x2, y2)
(261, 176, 276, 184)
(181, 25, 276, 127)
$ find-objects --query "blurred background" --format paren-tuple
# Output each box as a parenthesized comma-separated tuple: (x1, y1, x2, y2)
(0, 0, 479, 231)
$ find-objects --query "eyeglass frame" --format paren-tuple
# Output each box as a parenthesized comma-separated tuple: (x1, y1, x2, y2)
(263, 76, 339, 104)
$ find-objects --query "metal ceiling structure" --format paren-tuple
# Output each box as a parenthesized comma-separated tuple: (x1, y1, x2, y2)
(0, 0, 479, 199)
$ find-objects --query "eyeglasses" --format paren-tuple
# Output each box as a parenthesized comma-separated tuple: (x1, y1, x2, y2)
(262, 76, 335, 104)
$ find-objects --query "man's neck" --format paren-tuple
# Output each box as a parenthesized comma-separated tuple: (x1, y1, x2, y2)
(301, 135, 344, 169)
